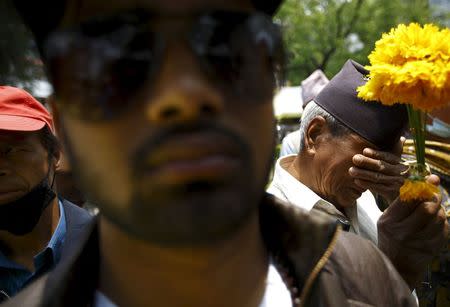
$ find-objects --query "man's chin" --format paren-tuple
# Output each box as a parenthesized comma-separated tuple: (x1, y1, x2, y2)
(102, 184, 260, 247)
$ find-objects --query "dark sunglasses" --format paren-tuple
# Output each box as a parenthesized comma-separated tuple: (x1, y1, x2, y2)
(44, 10, 285, 121)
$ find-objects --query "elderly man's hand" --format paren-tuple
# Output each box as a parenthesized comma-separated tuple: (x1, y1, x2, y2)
(349, 138, 407, 204)
(377, 175, 449, 289)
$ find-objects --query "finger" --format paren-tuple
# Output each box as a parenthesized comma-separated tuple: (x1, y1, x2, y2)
(363, 148, 402, 165)
(392, 137, 406, 157)
(407, 226, 447, 252)
(400, 136, 406, 146)
(425, 174, 440, 186)
(398, 210, 448, 251)
(349, 167, 405, 184)
(407, 206, 447, 241)
(393, 247, 435, 270)
(380, 198, 421, 223)
(352, 155, 407, 176)
(389, 198, 443, 234)
(377, 183, 441, 222)
(354, 179, 402, 194)
(354, 179, 400, 199)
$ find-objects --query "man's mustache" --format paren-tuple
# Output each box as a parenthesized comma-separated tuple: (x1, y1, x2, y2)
(131, 120, 251, 176)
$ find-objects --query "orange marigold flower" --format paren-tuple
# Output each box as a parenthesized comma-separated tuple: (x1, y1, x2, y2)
(399, 179, 439, 202)
(357, 23, 450, 112)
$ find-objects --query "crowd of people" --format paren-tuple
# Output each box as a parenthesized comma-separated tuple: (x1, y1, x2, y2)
(0, 0, 448, 306)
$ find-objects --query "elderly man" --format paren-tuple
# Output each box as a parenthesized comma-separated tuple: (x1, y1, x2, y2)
(5, 1, 424, 306)
(0, 86, 91, 301)
(268, 59, 448, 288)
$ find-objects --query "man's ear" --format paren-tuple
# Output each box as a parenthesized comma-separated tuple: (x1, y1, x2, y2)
(305, 116, 327, 154)
(52, 147, 62, 170)
(48, 95, 65, 172)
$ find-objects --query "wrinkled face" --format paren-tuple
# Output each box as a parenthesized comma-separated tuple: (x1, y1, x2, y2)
(314, 130, 373, 210)
(51, 0, 277, 246)
(0, 130, 49, 205)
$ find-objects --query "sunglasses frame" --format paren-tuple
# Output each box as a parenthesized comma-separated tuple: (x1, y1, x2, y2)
(44, 10, 285, 121)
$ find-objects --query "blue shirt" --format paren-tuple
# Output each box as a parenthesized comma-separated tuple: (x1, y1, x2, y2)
(0, 200, 66, 299)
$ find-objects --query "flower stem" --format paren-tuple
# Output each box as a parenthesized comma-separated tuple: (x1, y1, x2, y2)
(406, 105, 427, 177)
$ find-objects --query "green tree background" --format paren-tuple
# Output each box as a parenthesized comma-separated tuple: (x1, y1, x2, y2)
(0, 0, 45, 93)
(0, 0, 448, 90)
(276, 0, 449, 85)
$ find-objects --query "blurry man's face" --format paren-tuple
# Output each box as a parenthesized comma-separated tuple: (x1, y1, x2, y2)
(49, 0, 280, 246)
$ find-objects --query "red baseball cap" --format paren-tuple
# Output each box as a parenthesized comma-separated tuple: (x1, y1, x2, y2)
(0, 86, 54, 133)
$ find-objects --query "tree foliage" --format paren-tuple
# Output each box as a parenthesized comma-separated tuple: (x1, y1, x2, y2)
(0, 0, 448, 91)
(276, 0, 447, 85)
(0, 0, 45, 91)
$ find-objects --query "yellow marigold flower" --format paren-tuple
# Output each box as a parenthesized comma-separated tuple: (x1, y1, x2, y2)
(357, 23, 450, 112)
(399, 179, 439, 202)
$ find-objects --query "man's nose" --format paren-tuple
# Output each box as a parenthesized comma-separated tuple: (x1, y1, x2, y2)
(145, 45, 224, 124)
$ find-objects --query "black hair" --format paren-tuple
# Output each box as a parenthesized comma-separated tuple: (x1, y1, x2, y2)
(38, 126, 60, 160)
(327, 116, 352, 139)
(299, 101, 352, 152)
(12, 0, 67, 55)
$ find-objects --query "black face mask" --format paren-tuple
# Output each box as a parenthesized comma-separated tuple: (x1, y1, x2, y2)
(0, 177, 56, 236)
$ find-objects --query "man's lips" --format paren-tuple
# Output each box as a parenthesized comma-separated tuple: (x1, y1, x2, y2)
(139, 133, 243, 184)
(0, 189, 25, 204)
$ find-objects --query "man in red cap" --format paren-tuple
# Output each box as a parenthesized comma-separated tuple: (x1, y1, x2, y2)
(0, 86, 91, 301)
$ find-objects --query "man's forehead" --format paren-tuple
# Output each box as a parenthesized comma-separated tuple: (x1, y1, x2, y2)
(63, 0, 253, 24)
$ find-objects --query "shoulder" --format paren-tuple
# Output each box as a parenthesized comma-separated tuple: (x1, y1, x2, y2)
(61, 199, 92, 222)
(325, 232, 415, 306)
(266, 184, 286, 202)
(0, 275, 48, 307)
(332, 231, 395, 274)
(261, 196, 415, 306)
(59, 199, 94, 259)
(261, 194, 340, 281)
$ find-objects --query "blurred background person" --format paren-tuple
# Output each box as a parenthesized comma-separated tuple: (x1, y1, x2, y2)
(279, 69, 329, 157)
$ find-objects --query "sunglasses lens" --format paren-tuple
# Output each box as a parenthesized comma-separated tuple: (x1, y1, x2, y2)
(45, 17, 158, 120)
(191, 13, 284, 102)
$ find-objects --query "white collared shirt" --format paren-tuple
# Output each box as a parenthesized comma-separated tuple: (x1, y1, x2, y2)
(267, 155, 382, 245)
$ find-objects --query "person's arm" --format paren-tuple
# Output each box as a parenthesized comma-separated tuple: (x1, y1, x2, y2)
(326, 231, 419, 306)
(376, 175, 448, 288)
